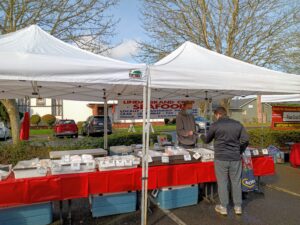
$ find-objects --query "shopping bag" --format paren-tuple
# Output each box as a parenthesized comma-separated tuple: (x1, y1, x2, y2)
(241, 150, 258, 192)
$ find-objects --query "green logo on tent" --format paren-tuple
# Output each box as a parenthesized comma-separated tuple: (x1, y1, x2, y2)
(129, 70, 142, 79)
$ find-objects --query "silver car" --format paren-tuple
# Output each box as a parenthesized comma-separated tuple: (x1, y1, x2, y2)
(0, 122, 10, 141)
(195, 116, 210, 133)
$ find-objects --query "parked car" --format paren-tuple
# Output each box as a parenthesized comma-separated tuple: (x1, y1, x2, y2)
(82, 115, 112, 137)
(54, 119, 78, 138)
(0, 122, 10, 141)
(195, 116, 210, 133)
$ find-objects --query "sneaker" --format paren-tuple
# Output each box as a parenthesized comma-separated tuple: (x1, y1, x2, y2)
(215, 205, 227, 216)
(234, 206, 242, 215)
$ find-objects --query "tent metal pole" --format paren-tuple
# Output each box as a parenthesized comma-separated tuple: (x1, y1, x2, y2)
(141, 66, 151, 225)
(261, 100, 264, 148)
(141, 84, 147, 225)
(209, 98, 213, 123)
(144, 77, 151, 225)
(103, 89, 108, 150)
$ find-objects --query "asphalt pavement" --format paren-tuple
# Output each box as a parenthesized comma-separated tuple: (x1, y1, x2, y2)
(51, 164, 300, 225)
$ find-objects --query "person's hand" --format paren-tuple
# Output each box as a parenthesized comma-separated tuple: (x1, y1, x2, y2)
(187, 130, 193, 136)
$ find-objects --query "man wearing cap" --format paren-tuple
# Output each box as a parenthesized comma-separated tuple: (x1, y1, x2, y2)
(201, 106, 249, 216)
(176, 101, 198, 148)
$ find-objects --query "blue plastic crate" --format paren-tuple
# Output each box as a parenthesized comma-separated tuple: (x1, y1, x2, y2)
(0, 202, 52, 225)
(91, 192, 137, 217)
(154, 185, 198, 209)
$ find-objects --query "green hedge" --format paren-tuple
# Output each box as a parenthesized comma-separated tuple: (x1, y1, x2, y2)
(248, 128, 300, 148)
(0, 132, 171, 165)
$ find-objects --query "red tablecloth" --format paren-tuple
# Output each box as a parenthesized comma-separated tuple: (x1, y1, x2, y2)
(290, 143, 300, 167)
(0, 156, 274, 207)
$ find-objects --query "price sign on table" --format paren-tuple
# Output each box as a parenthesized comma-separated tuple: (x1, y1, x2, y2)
(184, 154, 192, 161)
(161, 156, 169, 163)
(193, 152, 201, 160)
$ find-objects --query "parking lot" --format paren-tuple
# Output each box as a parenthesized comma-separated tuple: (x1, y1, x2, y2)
(51, 164, 300, 225)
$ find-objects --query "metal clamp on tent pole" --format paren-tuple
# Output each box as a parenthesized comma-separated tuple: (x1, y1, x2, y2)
(141, 176, 148, 180)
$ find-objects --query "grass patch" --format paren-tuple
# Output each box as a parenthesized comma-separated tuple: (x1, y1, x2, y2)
(114, 124, 176, 133)
(30, 129, 53, 136)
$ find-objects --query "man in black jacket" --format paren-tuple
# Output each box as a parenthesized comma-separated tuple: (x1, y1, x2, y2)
(201, 106, 249, 216)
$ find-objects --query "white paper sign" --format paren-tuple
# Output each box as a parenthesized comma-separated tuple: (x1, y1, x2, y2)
(62, 155, 70, 163)
(283, 112, 300, 122)
(184, 154, 192, 161)
(116, 159, 125, 167)
(262, 149, 269, 155)
(85, 160, 96, 169)
(124, 159, 133, 166)
(253, 150, 259, 156)
(161, 156, 169, 163)
(193, 152, 201, 160)
(133, 158, 141, 165)
(147, 155, 153, 163)
(71, 162, 81, 170)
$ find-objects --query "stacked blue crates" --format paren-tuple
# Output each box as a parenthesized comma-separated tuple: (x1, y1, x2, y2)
(153, 185, 198, 209)
(0, 202, 53, 225)
(91, 191, 137, 217)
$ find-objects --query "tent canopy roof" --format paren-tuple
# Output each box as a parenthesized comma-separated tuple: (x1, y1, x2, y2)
(261, 94, 300, 103)
(1, 28, 299, 102)
(0, 25, 146, 101)
(149, 41, 300, 100)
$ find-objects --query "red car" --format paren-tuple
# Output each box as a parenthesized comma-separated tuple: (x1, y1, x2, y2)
(54, 119, 78, 138)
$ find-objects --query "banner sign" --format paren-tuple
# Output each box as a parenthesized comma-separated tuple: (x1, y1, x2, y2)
(117, 100, 199, 119)
(271, 106, 300, 130)
(283, 112, 300, 122)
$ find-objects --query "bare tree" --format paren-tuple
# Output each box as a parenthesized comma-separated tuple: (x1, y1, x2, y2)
(139, 0, 300, 114)
(0, 0, 119, 144)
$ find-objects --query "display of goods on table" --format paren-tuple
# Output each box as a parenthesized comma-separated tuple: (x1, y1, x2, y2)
(187, 148, 215, 162)
(13, 158, 50, 179)
(0, 164, 12, 181)
(96, 155, 141, 171)
(247, 147, 270, 157)
(109, 145, 134, 156)
(135, 147, 200, 166)
(50, 154, 96, 175)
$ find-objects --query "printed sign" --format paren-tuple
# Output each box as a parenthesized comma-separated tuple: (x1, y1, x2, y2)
(271, 106, 300, 130)
(117, 100, 199, 119)
(129, 70, 142, 79)
(283, 112, 300, 122)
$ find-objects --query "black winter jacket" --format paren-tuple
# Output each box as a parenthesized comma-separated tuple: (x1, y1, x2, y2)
(201, 117, 249, 161)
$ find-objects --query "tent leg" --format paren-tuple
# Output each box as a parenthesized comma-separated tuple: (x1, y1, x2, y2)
(141, 66, 151, 225)
(141, 85, 147, 225)
(104, 90, 108, 150)
(144, 83, 151, 225)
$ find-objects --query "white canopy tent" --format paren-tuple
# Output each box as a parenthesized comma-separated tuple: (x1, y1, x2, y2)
(261, 94, 300, 103)
(0, 25, 147, 100)
(149, 41, 300, 99)
(1, 27, 300, 225)
(138, 41, 300, 224)
(0, 25, 150, 225)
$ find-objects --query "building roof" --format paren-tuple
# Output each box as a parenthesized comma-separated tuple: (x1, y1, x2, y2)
(230, 98, 256, 109)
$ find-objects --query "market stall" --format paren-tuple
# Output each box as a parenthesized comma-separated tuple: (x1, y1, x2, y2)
(1, 27, 300, 225)
(0, 156, 274, 208)
(138, 41, 300, 224)
(0, 25, 147, 224)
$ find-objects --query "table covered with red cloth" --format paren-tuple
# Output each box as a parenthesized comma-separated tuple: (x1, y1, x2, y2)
(0, 156, 274, 207)
(290, 143, 300, 167)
